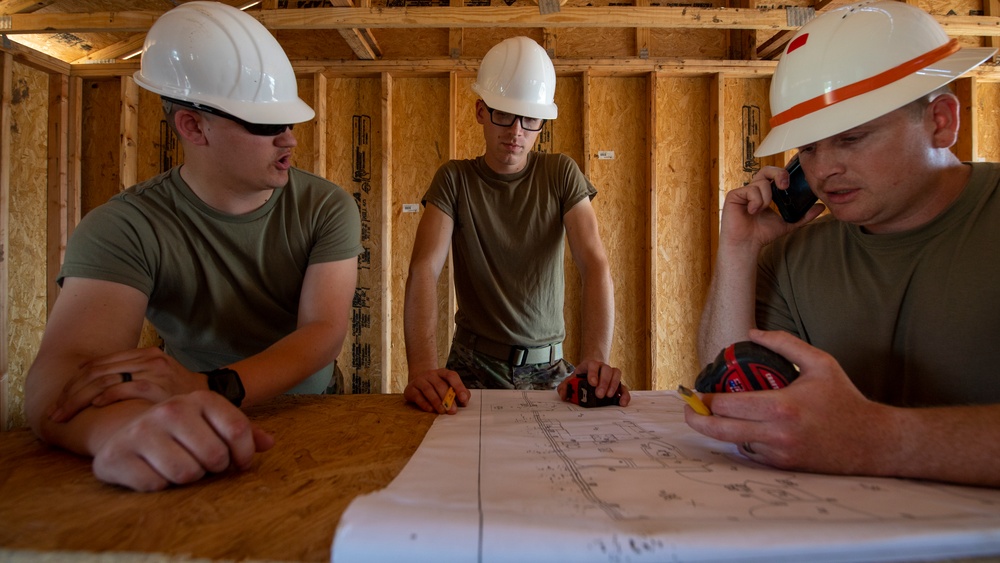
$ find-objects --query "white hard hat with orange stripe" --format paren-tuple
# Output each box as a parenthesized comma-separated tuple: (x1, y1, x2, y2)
(756, 0, 995, 157)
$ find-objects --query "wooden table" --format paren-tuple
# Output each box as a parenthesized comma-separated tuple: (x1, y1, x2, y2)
(0, 394, 436, 562)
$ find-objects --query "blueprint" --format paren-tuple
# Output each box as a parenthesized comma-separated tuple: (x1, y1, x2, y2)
(331, 390, 1000, 562)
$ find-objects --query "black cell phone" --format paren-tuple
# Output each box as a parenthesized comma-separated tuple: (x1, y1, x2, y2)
(770, 154, 817, 223)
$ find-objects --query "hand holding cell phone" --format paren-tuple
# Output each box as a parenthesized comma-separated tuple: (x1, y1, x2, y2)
(770, 154, 818, 223)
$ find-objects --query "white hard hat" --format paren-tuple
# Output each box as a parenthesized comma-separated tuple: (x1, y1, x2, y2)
(756, 0, 995, 157)
(134, 1, 314, 125)
(472, 36, 558, 120)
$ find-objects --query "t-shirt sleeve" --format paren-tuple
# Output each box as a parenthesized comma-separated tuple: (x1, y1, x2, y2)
(421, 162, 460, 220)
(58, 199, 158, 296)
(309, 185, 364, 265)
(754, 240, 801, 337)
(557, 153, 597, 214)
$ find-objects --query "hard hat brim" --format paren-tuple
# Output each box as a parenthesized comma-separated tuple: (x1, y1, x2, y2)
(472, 83, 559, 121)
(756, 46, 996, 157)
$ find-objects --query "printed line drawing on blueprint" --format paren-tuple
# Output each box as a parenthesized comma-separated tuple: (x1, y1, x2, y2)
(332, 390, 1000, 563)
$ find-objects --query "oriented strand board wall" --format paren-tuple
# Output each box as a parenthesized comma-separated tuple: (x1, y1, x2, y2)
(977, 82, 1000, 162)
(137, 87, 182, 181)
(722, 77, 773, 196)
(551, 76, 585, 367)
(586, 75, 648, 391)
(325, 76, 385, 394)
(389, 76, 451, 393)
(6, 61, 48, 429)
(653, 75, 713, 390)
(80, 79, 121, 216)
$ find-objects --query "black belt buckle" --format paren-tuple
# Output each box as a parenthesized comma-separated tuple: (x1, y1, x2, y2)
(508, 345, 529, 367)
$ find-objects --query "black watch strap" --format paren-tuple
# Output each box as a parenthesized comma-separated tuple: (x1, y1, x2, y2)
(201, 368, 245, 407)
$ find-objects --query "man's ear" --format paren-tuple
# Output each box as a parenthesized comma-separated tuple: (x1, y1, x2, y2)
(173, 109, 210, 146)
(474, 99, 489, 126)
(927, 92, 960, 149)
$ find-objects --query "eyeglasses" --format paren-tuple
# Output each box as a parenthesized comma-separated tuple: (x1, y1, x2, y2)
(164, 98, 294, 137)
(486, 107, 545, 132)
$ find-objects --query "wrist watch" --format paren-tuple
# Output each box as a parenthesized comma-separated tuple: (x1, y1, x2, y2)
(202, 368, 245, 407)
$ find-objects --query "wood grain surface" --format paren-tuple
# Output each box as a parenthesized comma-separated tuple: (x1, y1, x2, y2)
(0, 394, 436, 562)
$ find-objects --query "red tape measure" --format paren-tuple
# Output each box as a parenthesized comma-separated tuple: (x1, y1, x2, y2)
(694, 341, 799, 393)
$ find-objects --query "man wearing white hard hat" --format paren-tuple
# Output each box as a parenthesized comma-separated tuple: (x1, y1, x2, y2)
(25, 1, 361, 491)
(688, 0, 1000, 487)
(403, 36, 629, 413)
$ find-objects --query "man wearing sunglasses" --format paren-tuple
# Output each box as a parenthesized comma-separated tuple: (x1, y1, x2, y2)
(404, 36, 629, 414)
(24, 1, 361, 491)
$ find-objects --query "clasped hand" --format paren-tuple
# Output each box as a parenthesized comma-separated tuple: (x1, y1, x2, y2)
(49, 346, 207, 423)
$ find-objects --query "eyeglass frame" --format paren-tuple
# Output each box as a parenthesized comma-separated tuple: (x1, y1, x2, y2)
(484, 106, 546, 132)
(163, 97, 294, 137)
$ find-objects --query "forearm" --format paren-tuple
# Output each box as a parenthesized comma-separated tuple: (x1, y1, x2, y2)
(579, 267, 614, 363)
(228, 321, 346, 406)
(404, 268, 441, 379)
(26, 354, 149, 455)
(697, 242, 762, 364)
(877, 404, 1000, 487)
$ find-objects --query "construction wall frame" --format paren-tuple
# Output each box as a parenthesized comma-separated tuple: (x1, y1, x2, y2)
(4, 48, 1000, 429)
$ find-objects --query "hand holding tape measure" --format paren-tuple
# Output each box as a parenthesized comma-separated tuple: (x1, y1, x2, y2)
(679, 340, 800, 415)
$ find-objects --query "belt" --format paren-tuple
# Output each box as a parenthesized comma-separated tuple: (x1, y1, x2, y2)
(454, 326, 562, 368)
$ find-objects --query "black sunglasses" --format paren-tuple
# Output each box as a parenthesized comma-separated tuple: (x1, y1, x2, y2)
(485, 106, 546, 132)
(164, 98, 293, 137)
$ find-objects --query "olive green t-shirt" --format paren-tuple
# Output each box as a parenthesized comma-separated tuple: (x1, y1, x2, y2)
(59, 166, 362, 393)
(423, 152, 596, 347)
(756, 162, 1000, 406)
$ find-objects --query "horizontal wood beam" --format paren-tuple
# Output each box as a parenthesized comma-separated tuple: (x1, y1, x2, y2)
(4, 6, 1000, 34)
(62, 56, 1000, 82)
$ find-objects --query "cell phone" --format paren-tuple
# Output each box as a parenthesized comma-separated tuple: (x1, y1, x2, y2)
(770, 154, 817, 223)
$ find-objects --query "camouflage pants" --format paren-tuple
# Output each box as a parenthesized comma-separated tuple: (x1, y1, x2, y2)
(445, 340, 575, 390)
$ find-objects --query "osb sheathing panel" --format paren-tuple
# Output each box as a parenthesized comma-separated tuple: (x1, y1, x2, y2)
(390, 77, 451, 393)
(551, 77, 584, 367)
(556, 29, 634, 59)
(650, 30, 728, 59)
(137, 87, 182, 181)
(587, 75, 648, 391)
(722, 77, 772, 202)
(279, 30, 358, 62)
(977, 82, 1000, 162)
(81, 79, 121, 216)
(369, 29, 451, 60)
(653, 75, 713, 391)
(7, 61, 48, 429)
(461, 30, 546, 59)
(455, 75, 484, 159)
(325, 76, 385, 394)
(293, 76, 317, 174)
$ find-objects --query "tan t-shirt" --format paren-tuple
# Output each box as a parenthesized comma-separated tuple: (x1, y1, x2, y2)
(423, 152, 596, 347)
(756, 162, 1000, 407)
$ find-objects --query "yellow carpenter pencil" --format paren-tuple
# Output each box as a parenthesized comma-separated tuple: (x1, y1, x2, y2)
(677, 385, 712, 416)
(441, 387, 456, 412)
